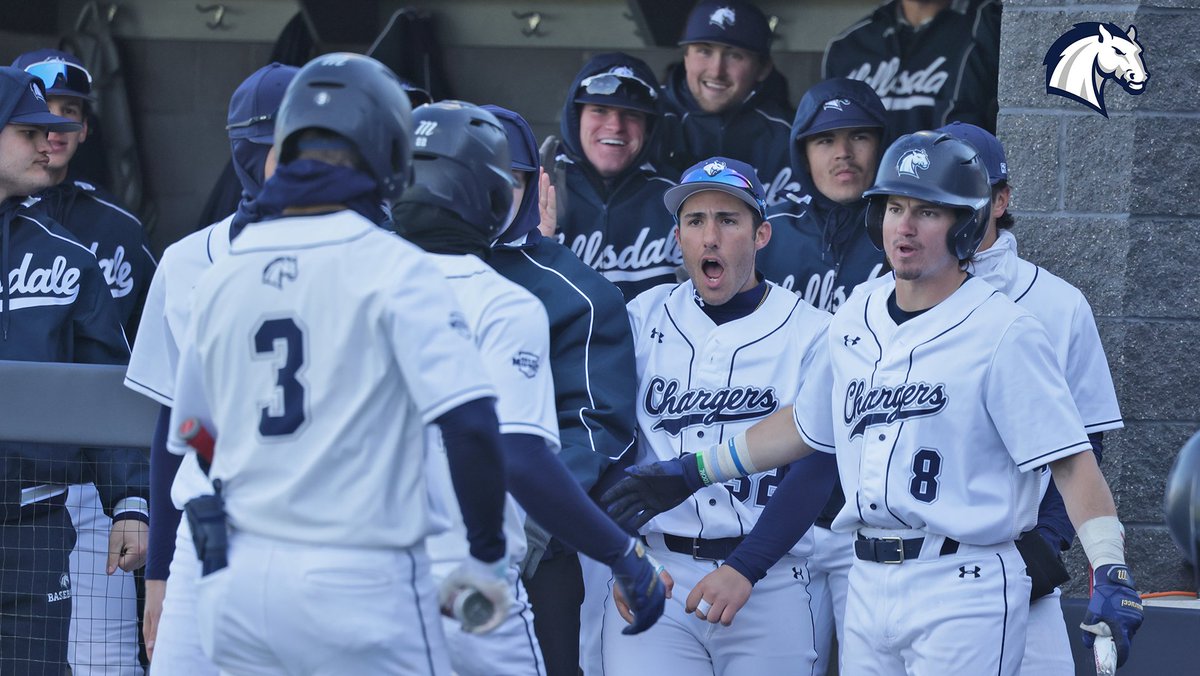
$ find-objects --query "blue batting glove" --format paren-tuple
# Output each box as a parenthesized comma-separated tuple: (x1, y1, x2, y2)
(1080, 564, 1144, 667)
(601, 454, 705, 529)
(611, 539, 666, 635)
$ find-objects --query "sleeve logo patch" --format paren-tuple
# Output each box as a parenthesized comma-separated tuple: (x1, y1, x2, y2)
(512, 351, 540, 378)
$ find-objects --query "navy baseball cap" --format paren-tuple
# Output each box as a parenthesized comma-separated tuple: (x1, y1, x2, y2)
(937, 122, 1008, 185)
(574, 65, 658, 115)
(12, 49, 93, 101)
(664, 157, 767, 220)
(798, 97, 882, 141)
(0, 68, 82, 132)
(680, 0, 772, 56)
(226, 63, 299, 144)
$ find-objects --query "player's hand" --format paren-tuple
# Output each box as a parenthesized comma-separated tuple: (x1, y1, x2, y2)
(602, 455, 705, 529)
(144, 578, 166, 662)
(1080, 564, 1144, 667)
(439, 556, 513, 635)
(686, 564, 752, 626)
(107, 518, 148, 573)
(611, 539, 670, 634)
(537, 169, 557, 237)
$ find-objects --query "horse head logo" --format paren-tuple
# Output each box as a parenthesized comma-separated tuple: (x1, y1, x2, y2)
(1044, 22, 1148, 117)
(703, 159, 727, 176)
(896, 149, 930, 179)
(709, 7, 736, 29)
(823, 98, 851, 111)
(262, 256, 299, 290)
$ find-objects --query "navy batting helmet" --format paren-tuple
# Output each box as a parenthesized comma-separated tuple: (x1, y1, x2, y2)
(1165, 429, 1200, 574)
(406, 101, 516, 240)
(863, 130, 992, 260)
(275, 53, 413, 199)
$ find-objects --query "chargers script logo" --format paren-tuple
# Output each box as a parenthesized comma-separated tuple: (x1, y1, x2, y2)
(844, 379, 947, 439)
(644, 377, 778, 436)
(1044, 23, 1148, 117)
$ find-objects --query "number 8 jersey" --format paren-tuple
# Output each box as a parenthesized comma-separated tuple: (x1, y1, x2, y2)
(168, 212, 496, 548)
(628, 280, 831, 543)
(793, 277, 1095, 546)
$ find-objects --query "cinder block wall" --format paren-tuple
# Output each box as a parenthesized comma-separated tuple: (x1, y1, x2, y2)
(998, 0, 1200, 595)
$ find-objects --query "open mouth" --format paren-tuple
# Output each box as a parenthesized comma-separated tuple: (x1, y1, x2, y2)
(702, 80, 730, 91)
(598, 138, 627, 147)
(701, 258, 724, 285)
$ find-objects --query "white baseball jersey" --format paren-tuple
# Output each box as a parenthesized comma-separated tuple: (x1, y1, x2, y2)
(793, 276, 1094, 545)
(125, 215, 235, 510)
(627, 280, 831, 544)
(422, 252, 559, 568)
(167, 211, 495, 548)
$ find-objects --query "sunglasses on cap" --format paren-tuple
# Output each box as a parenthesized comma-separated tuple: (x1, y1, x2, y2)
(225, 112, 274, 131)
(23, 59, 92, 97)
(579, 71, 658, 101)
(680, 161, 766, 215)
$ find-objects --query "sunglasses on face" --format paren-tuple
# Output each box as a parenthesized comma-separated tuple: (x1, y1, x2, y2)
(24, 60, 92, 97)
(579, 72, 658, 101)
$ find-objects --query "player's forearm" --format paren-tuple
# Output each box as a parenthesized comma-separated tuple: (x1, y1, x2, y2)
(1050, 450, 1124, 567)
(503, 433, 630, 565)
(147, 406, 182, 580)
(437, 398, 508, 564)
(697, 407, 816, 485)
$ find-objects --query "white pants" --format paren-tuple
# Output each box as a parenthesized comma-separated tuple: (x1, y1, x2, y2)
(842, 535, 1030, 676)
(149, 517, 218, 675)
(601, 539, 817, 676)
(807, 526, 854, 675)
(433, 561, 545, 676)
(577, 553, 608, 675)
(66, 483, 144, 676)
(1020, 587, 1075, 675)
(197, 531, 451, 675)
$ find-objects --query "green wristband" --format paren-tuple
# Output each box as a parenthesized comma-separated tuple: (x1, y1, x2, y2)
(695, 452, 713, 487)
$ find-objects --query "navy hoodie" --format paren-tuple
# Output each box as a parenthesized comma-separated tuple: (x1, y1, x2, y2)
(485, 105, 638, 498)
(822, 0, 1001, 134)
(759, 78, 889, 314)
(30, 180, 156, 342)
(553, 53, 680, 301)
(658, 65, 800, 207)
(0, 198, 147, 523)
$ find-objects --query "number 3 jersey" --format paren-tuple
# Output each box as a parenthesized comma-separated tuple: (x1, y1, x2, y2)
(627, 280, 831, 545)
(167, 211, 496, 549)
(792, 277, 1094, 545)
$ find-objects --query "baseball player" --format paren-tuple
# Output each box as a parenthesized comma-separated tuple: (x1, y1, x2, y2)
(13, 48, 156, 676)
(122, 62, 296, 675)
(392, 101, 664, 675)
(605, 132, 1144, 674)
(165, 54, 510, 675)
(603, 156, 837, 674)
(0, 66, 148, 676)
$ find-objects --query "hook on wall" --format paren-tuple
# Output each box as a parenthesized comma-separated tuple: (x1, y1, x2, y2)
(512, 11, 546, 38)
(195, 4, 228, 30)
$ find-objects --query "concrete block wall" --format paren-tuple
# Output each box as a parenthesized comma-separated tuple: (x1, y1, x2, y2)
(998, 0, 1200, 595)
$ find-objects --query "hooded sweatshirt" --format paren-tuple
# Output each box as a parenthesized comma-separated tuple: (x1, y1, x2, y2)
(553, 53, 680, 301)
(759, 78, 889, 314)
(486, 105, 637, 494)
(822, 0, 1001, 135)
(658, 64, 799, 207)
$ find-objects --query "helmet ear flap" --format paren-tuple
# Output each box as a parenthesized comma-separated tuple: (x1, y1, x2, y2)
(864, 195, 886, 252)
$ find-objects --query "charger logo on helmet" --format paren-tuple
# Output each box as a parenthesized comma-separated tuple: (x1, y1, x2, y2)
(896, 149, 930, 178)
(703, 159, 727, 176)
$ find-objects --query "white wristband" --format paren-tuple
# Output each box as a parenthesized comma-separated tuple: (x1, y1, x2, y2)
(1077, 516, 1126, 569)
(700, 431, 758, 484)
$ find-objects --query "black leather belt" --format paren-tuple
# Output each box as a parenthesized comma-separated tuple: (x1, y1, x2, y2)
(854, 534, 959, 563)
(656, 534, 745, 561)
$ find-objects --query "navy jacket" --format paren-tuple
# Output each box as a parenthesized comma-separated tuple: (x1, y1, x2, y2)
(658, 65, 800, 207)
(0, 199, 147, 523)
(31, 180, 156, 341)
(486, 106, 638, 496)
(553, 53, 680, 301)
(759, 78, 889, 314)
(822, 0, 1001, 134)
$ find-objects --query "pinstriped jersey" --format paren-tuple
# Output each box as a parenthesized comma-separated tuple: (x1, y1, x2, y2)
(793, 277, 1093, 545)
(628, 280, 831, 547)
